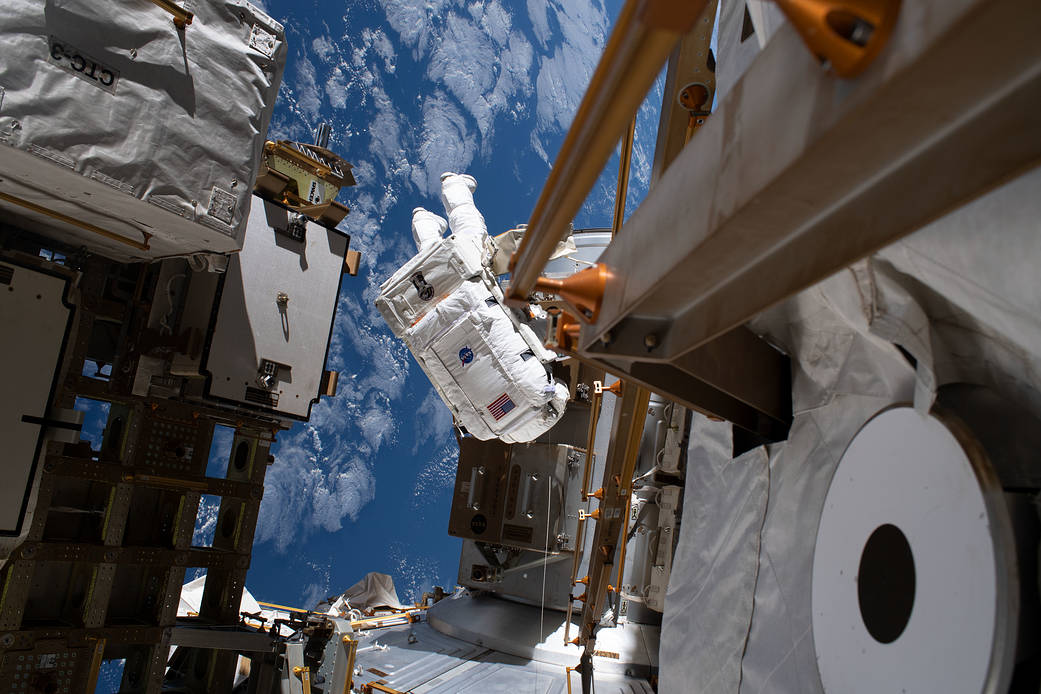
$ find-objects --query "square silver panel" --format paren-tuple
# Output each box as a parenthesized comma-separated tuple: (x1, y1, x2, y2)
(203, 198, 347, 419)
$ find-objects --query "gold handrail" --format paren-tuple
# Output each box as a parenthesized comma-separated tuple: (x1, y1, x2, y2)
(0, 190, 151, 251)
(506, 0, 705, 305)
(611, 116, 637, 238)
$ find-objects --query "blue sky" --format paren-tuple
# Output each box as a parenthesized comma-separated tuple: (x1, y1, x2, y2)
(225, 0, 664, 610)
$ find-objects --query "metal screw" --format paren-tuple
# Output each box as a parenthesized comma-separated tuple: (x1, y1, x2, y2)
(644, 333, 660, 351)
(277, 292, 289, 306)
(525, 510, 535, 519)
(476, 465, 485, 476)
(130, 48, 138, 59)
(470, 502, 480, 511)
(601, 330, 613, 345)
(530, 473, 539, 481)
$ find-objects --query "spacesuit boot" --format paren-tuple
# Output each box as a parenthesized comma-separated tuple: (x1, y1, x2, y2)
(439, 172, 487, 239)
(411, 207, 448, 252)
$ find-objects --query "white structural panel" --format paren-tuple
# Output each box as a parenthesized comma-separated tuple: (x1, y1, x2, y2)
(812, 407, 1017, 694)
(204, 198, 347, 419)
(0, 260, 70, 533)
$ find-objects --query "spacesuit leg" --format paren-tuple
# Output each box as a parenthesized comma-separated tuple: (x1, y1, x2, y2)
(439, 172, 487, 239)
(412, 207, 449, 252)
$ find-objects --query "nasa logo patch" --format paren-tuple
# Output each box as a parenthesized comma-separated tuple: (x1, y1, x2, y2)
(459, 347, 474, 365)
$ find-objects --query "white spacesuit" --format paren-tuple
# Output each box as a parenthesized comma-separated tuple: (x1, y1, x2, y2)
(376, 173, 570, 444)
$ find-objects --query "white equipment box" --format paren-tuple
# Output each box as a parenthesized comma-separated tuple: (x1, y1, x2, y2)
(0, 0, 286, 262)
(200, 197, 348, 419)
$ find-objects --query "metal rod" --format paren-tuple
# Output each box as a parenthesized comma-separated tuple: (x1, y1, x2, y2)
(577, 383, 650, 650)
(146, 0, 194, 28)
(565, 383, 604, 643)
(343, 635, 358, 694)
(0, 190, 151, 251)
(611, 116, 637, 237)
(506, 0, 706, 301)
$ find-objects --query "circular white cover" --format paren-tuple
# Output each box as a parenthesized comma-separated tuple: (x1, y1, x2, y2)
(812, 407, 1012, 693)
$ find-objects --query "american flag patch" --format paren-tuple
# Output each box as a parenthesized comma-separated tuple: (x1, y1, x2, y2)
(487, 393, 516, 421)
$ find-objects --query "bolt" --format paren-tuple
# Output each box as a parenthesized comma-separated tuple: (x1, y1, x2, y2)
(476, 465, 485, 476)
(470, 502, 480, 511)
(530, 472, 539, 482)
(644, 333, 660, 351)
(600, 331, 613, 345)
(129, 48, 138, 59)
(277, 291, 289, 306)
(525, 510, 534, 519)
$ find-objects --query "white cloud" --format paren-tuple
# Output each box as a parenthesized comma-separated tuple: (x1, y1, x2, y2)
(411, 390, 454, 454)
(529, 130, 551, 166)
(380, 0, 456, 59)
(388, 542, 444, 603)
(367, 86, 412, 183)
(325, 66, 349, 109)
(192, 495, 220, 547)
(294, 55, 323, 120)
(312, 35, 335, 62)
(371, 29, 397, 74)
(426, 12, 497, 137)
(533, 0, 609, 132)
(411, 91, 477, 195)
(300, 561, 332, 608)
(527, 0, 551, 48)
(471, 0, 512, 46)
(411, 443, 458, 514)
(256, 421, 377, 552)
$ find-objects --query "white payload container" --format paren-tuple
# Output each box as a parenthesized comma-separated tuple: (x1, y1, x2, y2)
(376, 174, 569, 443)
(0, 0, 286, 262)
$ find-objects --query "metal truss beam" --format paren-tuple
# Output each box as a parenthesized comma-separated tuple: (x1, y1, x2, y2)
(581, 0, 1041, 361)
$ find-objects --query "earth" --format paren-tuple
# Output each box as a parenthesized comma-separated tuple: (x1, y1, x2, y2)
(94, 0, 662, 688)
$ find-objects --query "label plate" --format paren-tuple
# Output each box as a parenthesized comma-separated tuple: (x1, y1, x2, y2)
(47, 37, 119, 94)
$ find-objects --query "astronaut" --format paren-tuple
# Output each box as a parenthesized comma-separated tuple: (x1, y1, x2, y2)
(376, 173, 570, 444)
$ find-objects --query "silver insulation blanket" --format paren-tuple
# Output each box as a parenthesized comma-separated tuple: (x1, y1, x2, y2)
(659, 415, 768, 694)
(660, 161, 1041, 691)
(0, 0, 285, 258)
(661, 4, 1041, 688)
